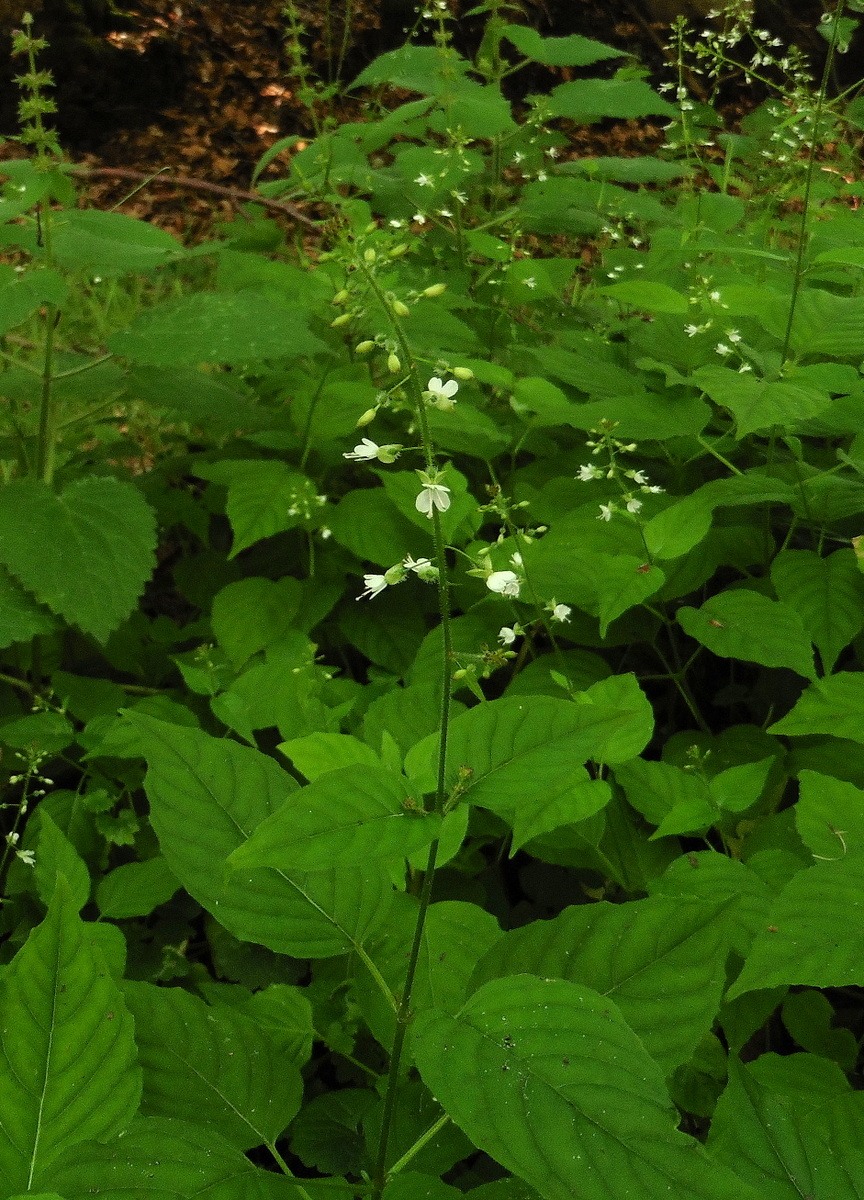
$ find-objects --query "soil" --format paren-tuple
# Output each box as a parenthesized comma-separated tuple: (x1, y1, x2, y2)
(0, 0, 838, 241)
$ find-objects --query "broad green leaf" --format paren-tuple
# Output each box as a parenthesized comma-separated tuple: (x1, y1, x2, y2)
(470, 895, 731, 1073)
(677, 590, 816, 680)
(547, 78, 676, 121)
(770, 673, 864, 741)
(383, 1173, 462, 1200)
(211, 578, 304, 668)
(771, 548, 864, 672)
(615, 758, 706, 825)
(51, 208, 182, 275)
(0, 477, 157, 642)
(466, 1182, 541, 1200)
(227, 765, 441, 873)
(34, 811, 90, 912)
(406, 693, 651, 812)
(0, 711, 74, 754)
(709, 1058, 864, 1200)
(127, 365, 269, 433)
(43, 1116, 285, 1200)
(126, 713, 395, 958)
(108, 291, 325, 366)
(0, 561, 59, 648)
(649, 851, 772, 958)
(414, 975, 759, 1200)
(644, 492, 714, 559)
(727, 853, 864, 999)
(795, 770, 864, 859)
(199, 460, 316, 556)
(350, 44, 469, 94)
(693, 366, 831, 437)
(599, 280, 688, 314)
(278, 732, 380, 780)
(95, 857, 179, 919)
(709, 757, 774, 813)
(509, 773, 611, 853)
(329, 487, 429, 568)
(0, 878, 141, 1191)
(501, 24, 625, 66)
(124, 982, 302, 1151)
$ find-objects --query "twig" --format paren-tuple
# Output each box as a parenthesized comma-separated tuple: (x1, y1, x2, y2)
(69, 165, 322, 232)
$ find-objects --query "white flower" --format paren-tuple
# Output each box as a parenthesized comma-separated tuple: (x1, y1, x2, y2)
(625, 496, 643, 514)
(358, 574, 388, 599)
(552, 603, 571, 622)
(415, 173, 434, 187)
(404, 554, 438, 581)
(425, 377, 459, 410)
(416, 478, 451, 519)
(715, 343, 732, 356)
(577, 464, 603, 482)
(413, 213, 426, 224)
(498, 626, 518, 646)
(709, 290, 722, 301)
(598, 504, 615, 521)
(524, 277, 536, 289)
(17, 849, 35, 867)
(343, 438, 402, 463)
(487, 571, 521, 598)
(629, 470, 648, 485)
(726, 329, 742, 343)
(684, 323, 702, 337)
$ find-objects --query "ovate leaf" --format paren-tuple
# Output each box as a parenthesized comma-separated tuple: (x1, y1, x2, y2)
(677, 590, 816, 679)
(227, 765, 441, 873)
(124, 983, 302, 1151)
(470, 895, 732, 1073)
(414, 975, 759, 1200)
(547, 79, 676, 121)
(0, 562, 59, 648)
(771, 548, 864, 673)
(770, 673, 864, 741)
(0, 477, 156, 642)
(96, 857, 179, 919)
(727, 853, 864, 999)
(0, 878, 141, 1191)
(126, 713, 395, 958)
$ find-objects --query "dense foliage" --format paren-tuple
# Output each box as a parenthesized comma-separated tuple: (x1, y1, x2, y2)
(3, 2, 864, 1198)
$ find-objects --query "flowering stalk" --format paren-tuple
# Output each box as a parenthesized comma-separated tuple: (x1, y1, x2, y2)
(353, 256, 455, 1197)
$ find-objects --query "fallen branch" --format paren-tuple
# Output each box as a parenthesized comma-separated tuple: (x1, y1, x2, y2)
(69, 165, 322, 232)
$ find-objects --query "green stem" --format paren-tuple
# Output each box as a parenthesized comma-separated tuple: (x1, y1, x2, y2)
(385, 1114, 451, 1179)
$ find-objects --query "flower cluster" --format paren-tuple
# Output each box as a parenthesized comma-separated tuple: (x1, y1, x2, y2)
(357, 554, 439, 600)
(577, 425, 664, 522)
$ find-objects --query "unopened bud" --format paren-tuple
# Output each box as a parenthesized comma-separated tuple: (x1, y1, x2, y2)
(391, 300, 411, 317)
(364, 248, 377, 264)
(389, 243, 409, 258)
(387, 353, 401, 374)
(330, 312, 353, 328)
(364, 222, 377, 234)
(356, 407, 378, 427)
(356, 340, 376, 354)
(452, 366, 474, 380)
(423, 283, 447, 298)
(332, 289, 350, 305)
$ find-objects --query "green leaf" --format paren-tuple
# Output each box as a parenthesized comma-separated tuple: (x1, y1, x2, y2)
(51, 209, 182, 275)
(509, 773, 611, 854)
(95, 857, 179, 919)
(43, 1116, 282, 1200)
(770, 673, 864, 741)
(329, 487, 429, 568)
(795, 770, 864, 859)
(350, 45, 469, 94)
(0, 561, 59, 648)
(0, 477, 157, 643)
(227, 765, 441, 873)
(782, 990, 859, 1070)
(127, 365, 269, 433)
(727, 853, 864, 999)
(413, 975, 759, 1200)
(35, 811, 90, 912)
(547, 78, 677, 121)
(693, 366, 830, 437)
(501, 24, 625, 66)
(126, 713, 394, 958)
(771, 548, 864, 673)
(199, 461, 316, 556)
(211, 578, 303, 668)
(108, 291, 325, 366)
(599, 281, 688, 314)
(649, 852, 772, 958)
(383, 1173, 462, 1200)
(677, 590, 816, 680)
(470, 895, 732, 1074)
(0, 878, 141, 1191)
(123, 982, 302, 1151)
(709, 1057, 864, 1200)
(278, 732, 381, 780)
(710, 757, 774, 813)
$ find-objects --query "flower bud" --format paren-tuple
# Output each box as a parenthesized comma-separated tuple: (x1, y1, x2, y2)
(364, 248, 377, 264)
(391, 300, 411, 317)
(452, 366, 474, 380)
(355, 340, 376, 354)
(330, 312, 353, 327)
(389, 243, 409, 258)
(423, 283, 447, 297)
(356, 407, 378, 427)
(332, 289, 350, 305)
(387, 353, 401, 373)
